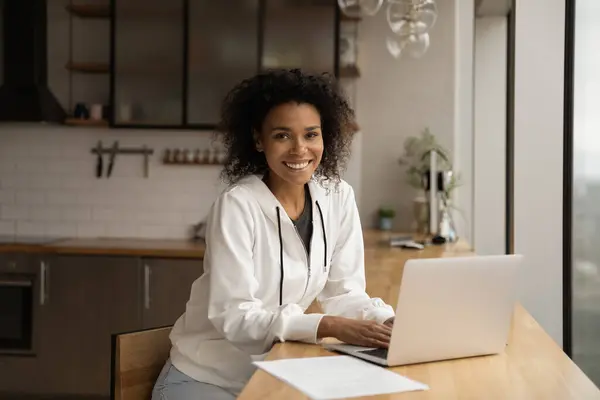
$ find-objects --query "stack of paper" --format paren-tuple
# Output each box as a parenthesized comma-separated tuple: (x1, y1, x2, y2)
(253, 355, 429, 399)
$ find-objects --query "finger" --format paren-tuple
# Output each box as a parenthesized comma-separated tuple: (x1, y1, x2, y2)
(365, 338, 390, 348)
(365, 330, 392, 344)
(381, 324, 393, 335)
(369, 324, 392, 337)
(360, 332, 391, 343)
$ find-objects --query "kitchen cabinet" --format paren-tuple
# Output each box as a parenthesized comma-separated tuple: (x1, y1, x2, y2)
(110, 0, 339, 129)
(0, 253, 46, 395)
(0, 253, 202, 397)
(262, 0, 337, 74)
(0, 252, 35, 273)
(112, 0, 185, 126)
(36, 255, 141, 397)
(186, 1, 259, 126)
(141, 258, 202, 329)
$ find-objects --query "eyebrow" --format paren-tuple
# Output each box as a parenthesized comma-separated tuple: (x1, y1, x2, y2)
(270, 126, 321, 132)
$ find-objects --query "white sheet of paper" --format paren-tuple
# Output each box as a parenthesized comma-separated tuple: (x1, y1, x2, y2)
(253, 355, 429, 399)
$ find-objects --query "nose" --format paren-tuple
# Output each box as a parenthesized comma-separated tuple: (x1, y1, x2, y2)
(290, 136, 307, 155)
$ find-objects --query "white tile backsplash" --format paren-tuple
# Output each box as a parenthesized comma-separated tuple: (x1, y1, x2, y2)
(30, 175, 64, 190)
(16, 221, 47, 236)
(16, 190, 47, 205)
(45, 222, 79, 237)
(0, 190, 15, 204)
(0, 125, 226, 239)
(29, 205, 63, 221)
(1, 205, 30, 220)
(0, 221, 15, 235)
(76, 223, 107, 238)
(0, 174, 30, 189)
(62, 206, 92, 221)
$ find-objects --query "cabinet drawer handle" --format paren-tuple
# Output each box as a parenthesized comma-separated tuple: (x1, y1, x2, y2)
(0, 279, 32, 287)
(144, 265, 151, 310)
(40, 261, 48, 305)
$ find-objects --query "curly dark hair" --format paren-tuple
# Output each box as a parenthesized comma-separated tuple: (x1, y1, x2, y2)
(216, 68, 356, 186)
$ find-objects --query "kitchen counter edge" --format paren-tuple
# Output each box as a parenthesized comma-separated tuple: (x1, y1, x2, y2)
(0, 238, 206, 259)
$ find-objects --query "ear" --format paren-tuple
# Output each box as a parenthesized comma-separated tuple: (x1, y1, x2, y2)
(253, 129, 263, 152)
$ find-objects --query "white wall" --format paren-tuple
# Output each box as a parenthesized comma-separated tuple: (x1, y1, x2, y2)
(513, 0, 565, 345)
(0, 126, 225, 239)
(473, 17, 507, 255)
(453, 0, 475, 244)
(344, 131, 363, 206)
(356, 0, 457, 230)
(476, 0, 511, 16)
(339, 78, 362, 207)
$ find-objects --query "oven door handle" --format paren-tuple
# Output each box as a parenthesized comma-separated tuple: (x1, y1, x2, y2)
(0, 278, 33, 287)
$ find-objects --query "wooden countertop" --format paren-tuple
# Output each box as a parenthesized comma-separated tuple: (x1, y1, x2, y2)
(0, 237, 205, 259)
(0, 229, 449, 260)
(47, 238, 206, 258)
(238, 230, 600, 400)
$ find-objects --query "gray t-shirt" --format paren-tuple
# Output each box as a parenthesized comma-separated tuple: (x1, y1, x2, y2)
(292, 186, 313, 256)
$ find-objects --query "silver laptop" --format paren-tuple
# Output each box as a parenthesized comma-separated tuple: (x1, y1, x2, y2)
(323, 254, 523, 367)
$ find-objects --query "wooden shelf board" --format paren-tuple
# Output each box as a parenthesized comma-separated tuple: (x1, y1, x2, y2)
(66, 4, 111, 18)
(340, 13, 362, 22)
(163, 161, 224, 166)
(64, 118, 109, 127)
(338, 65, 360, 78)
(66, 62, 110, 74)
(116, 120, 181, 126)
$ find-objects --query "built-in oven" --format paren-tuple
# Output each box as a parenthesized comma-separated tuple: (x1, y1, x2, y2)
(0, 254, 45, 356)
(0, 273, 35, 353)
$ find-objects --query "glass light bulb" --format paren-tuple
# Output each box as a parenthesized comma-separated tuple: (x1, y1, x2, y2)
(386, 37, 402, 59)
(386, 32, 430, 59)
(415, 0, 438, 31)
(401, 32, 430, 58)
(386, 0, 437, 35)
(338, 0, 383, 18)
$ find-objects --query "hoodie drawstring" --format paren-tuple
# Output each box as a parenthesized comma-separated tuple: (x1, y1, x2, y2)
(276, 207, 284, 306)
(316, 201, 327, 273)
(275, 202, 328, 306)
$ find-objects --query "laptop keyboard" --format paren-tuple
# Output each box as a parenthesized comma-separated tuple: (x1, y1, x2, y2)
(359, 348, 388, 360)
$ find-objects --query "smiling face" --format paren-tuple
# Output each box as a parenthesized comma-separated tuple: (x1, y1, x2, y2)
(256, 102, 324, 187)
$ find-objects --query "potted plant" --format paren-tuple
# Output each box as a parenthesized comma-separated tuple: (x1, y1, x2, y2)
(378, 207, 396, 231)
(398, 128, 453, 190)
(398, 128, 461, 237)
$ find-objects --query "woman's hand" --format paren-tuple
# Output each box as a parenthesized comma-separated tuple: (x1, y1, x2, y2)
(318, 316, 392, 348)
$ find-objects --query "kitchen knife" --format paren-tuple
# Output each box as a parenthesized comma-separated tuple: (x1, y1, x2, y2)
(106, 140, 119, 178)
(95, 141, 103, 178)
(143, 145, 149, 178)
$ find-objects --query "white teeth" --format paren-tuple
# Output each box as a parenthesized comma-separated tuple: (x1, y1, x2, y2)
(285, 161, 310, 170)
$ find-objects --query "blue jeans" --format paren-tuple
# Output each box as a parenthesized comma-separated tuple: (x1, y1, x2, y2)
(151, 359, 236, 400)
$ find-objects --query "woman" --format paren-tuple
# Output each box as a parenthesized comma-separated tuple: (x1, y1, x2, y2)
(152, 69, 395, 400)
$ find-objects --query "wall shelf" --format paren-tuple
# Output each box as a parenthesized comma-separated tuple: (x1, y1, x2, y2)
(163, 160, 224, 166)
(340, 13, 361, 22)
(65, 61, 110, 74)
(66, 4, 111, 19)
(64, 118, 109, 127)
(339, 65, 361, 78)
(60, 2, 344, 130)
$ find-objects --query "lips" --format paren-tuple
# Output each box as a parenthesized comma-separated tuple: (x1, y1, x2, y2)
(283, 160, 312, 170)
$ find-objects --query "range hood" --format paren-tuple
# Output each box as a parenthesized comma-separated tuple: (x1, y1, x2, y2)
(0, 0, 67, 122)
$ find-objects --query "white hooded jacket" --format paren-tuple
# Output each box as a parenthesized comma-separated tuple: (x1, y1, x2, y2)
(168, 174, 395, 395)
